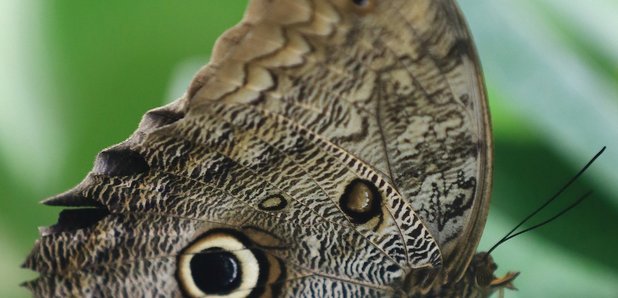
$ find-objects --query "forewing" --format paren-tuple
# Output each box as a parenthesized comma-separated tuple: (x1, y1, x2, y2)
(189, 0, 492, 283)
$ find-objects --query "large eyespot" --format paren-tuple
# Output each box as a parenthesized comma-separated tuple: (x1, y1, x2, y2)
(177, 229, 284, 298)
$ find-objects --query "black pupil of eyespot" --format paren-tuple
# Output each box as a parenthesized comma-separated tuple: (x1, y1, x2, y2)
(352, 0, 368, 6)
(190, 247, 241, 294)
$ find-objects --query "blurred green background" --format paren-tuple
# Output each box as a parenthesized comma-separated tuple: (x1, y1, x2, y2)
(1, 0, 617, 297)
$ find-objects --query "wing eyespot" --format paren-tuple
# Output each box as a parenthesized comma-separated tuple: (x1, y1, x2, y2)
(339, 179, 383, 224)
(177, 229, 285, 298)
(189, 248, 242, 294)
(257, 194, 288, 212)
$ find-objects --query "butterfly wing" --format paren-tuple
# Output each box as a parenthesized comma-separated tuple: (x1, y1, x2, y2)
(188, 0, 491, 284)
(24, 0, 490, 296)
(362, 0, 492, 284)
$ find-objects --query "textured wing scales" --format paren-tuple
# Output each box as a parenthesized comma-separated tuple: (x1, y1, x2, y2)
(189, 0, 491, 284)
(24, 0, 491, 296)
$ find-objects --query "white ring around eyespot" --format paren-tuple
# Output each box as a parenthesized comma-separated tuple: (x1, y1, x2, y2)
(178, 233, 260, 298)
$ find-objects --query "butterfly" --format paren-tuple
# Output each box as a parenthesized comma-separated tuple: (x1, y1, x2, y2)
(24, 0, 519, 297)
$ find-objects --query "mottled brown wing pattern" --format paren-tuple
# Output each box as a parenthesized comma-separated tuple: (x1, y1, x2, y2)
(24, 0, 498, 297)
(188, 0, 491, 285)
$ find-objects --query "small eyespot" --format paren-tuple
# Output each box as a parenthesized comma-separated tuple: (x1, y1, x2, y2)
(257, 194, 288, 212)
(339, 179, 383, 224)
(352, 0, 369, 7)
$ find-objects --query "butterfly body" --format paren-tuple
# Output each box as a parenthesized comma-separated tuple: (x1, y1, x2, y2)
(405, 253, 517, 298)
(24, 0, 517, 297)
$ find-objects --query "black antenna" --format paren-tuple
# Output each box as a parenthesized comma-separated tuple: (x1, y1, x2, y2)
(486, 146, 606, 256)
(498, 191, 592, 243)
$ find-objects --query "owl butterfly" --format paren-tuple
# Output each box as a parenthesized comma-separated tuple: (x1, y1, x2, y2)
(24, 0, 519, 297)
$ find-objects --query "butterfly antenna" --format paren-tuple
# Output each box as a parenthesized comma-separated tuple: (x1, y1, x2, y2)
(498, 191, 592, 243)
(486, 146, 606, 256)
